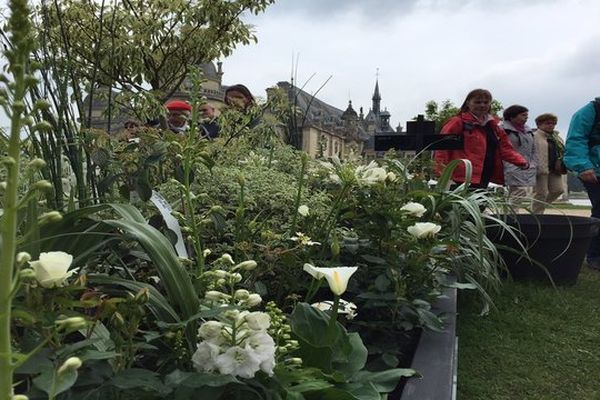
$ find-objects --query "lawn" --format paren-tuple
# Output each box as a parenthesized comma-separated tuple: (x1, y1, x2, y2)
(457, 267, 600, 400)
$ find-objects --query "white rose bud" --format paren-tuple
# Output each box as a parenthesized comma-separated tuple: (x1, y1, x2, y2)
(231, 273, 242, 283)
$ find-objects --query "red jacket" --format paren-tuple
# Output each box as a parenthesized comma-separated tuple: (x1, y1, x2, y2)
(433, 113, 527, 185)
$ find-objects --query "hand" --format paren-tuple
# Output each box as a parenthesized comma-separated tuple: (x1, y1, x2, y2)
(518, 162, 529, 170)
(579, 169, 598, 184)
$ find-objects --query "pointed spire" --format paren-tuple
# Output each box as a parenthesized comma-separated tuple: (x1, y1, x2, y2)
(372, 78, 381, 115)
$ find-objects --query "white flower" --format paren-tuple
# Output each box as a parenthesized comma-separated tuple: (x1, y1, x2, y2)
(245, 293, 262, 307)
(198, 321, 224, 340)
(386, 172, 397, 182)
(400, 202, 427, 218)
(303, 263, 325, 280)
(311, 299, 358, 320)
(244, 312, 271, 331)
(203, 249, 212, 257)
(246, 332, 276, 375)
(192, 341, 221, 373)
(29, 251, 77, 288)
(290, 232, 320, 247)
(235, 260, 257, 271)
(297, 205, 310, 217)
(355, 161, 387, 185)
(205, 290, 227, 302)
(57, 357, 82, 375)
(215, 345, 261, 378)
(407, 222, 442, 239)
(219, 253, 235, 265)
(234, 289, 250, 300)
(303, 265, 358, 296)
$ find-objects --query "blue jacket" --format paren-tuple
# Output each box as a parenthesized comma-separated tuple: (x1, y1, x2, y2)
(564, 97, 600, 175)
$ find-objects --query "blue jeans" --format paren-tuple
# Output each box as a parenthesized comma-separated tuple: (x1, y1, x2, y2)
(583, 180, 600, 260)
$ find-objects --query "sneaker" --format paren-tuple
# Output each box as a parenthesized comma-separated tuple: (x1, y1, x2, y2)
(586, 258, 600, 271)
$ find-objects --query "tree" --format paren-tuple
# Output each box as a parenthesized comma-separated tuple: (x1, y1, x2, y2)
(423, 98, 504, 132)
(38, 0, 275, 122)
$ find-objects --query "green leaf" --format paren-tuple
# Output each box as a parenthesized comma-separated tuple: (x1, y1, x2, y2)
(111, 368, 171, 395)
(374, 274, 391, 292)
(360, 254, 386, 265)
(351, 368, 417, 393)
(89, 275, 180, 323)
(33, 368, 79, 397)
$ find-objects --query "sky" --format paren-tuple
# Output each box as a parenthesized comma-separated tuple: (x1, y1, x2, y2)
(223, 0, 600, 136)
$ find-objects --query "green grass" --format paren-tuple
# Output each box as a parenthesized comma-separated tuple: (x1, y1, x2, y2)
(457, 268, 600, 400)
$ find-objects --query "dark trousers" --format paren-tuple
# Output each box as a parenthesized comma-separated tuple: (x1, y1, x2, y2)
(582, 180, 600, 260)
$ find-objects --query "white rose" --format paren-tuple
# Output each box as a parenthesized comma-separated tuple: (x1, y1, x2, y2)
(297, 205, 310, 217)
(29, 251, 77, 288)
(400, 202, 427, 218)
(407, 222, 442, 239)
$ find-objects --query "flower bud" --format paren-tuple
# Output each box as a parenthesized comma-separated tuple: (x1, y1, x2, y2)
(32, 180, 53, 192)
(245, 293, 262, 307)
(16, 252, 31, 265)
(223, 309, 240, 321)
(57, 357, 82, 375)
(203, 249, 212, 257)
(237, 174, 245, 186)
(234, 260, 257, 271)
(2, 157, 16, 167)
(33, 121, 53, 133)
(13, 395, 29, 400)
(213, 269, 228, 279)
(111, 312, 125, 328)
(28, 158, 46, 170)
(205, 290, 225, 301)
(286, 357, 303, 365)
(231, 273, 242, 283)
(219, 253, 235, 265)
(19, 268, 36, 280)
(134, 288, 150, 303)
(38, 211, 63, 224)
(55, 316, 87, 332)
(34, 99, 51, 111)
(234, 289, 250, 300)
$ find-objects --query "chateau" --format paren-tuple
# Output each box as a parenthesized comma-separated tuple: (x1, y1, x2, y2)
(86, 62, 402, 159)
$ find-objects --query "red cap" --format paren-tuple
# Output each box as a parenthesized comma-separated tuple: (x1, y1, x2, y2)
(165, 100, 192, 112)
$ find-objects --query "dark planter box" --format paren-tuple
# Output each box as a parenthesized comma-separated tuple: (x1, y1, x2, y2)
(487, 214, 600, 285)
(398, 285, 458, 400)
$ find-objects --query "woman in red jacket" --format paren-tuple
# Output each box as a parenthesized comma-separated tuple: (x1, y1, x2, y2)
(434, 89, 528, 189)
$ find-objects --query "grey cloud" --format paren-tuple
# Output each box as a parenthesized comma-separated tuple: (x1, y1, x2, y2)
(561, 37, 600, 79)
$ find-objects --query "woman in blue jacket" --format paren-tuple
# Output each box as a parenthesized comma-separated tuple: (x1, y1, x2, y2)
(564, 97, 600, 270)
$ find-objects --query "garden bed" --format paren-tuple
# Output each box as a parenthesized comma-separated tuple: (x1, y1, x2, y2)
(397, 285, 458, 400)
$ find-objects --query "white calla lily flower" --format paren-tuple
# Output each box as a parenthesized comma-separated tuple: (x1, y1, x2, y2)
(303, 265, 358, 295)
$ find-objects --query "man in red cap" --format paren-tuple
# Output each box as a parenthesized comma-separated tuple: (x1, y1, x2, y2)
(165, 100, 192, 133)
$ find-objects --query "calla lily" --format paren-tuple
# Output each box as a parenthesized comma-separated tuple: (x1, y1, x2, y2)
(303, 264, 358, 296)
